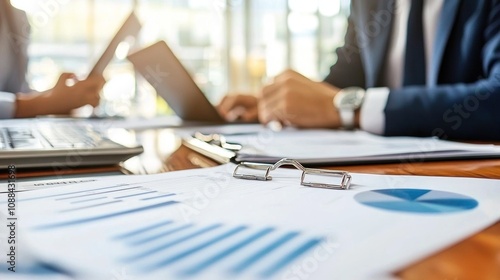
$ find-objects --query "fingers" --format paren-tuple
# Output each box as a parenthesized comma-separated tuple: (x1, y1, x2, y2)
(77, 75, 105, 107)
(258, 70, 322, 126)
(234, 105, 258, 122)
(217, 94, 258, 122)
(62, 75, 103, 108)
(261, 70, 304, 99)
(218, 94, 256, 113)
(272, 69, 304, 83)
(56, 72, 77, 87)
(217, 95, 237, 116)
(260, 82, 281, 99)
(86, 75, 106, 86)
(258, 93, 284, 125)
(259, 74, 301, 124)
(82, 75, 106, 90)
(85, 89, 101, 107)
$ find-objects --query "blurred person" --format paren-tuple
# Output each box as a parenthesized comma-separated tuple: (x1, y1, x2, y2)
(0, 0, 104, 118)
(218, 0, 500, 140)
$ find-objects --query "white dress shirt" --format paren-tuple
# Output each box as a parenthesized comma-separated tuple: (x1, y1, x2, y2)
(0, 92, 16, 118)
(360, 0, 444, 134)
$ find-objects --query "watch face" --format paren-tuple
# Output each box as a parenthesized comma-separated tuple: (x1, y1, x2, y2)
(341, 93, 358, 106)
(335, 88, 365, 110)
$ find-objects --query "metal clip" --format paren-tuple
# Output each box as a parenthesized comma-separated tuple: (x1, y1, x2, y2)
(233, 158, 351, 190)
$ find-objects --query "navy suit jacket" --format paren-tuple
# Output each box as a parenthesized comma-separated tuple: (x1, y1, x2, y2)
(324, 0, 500, 140)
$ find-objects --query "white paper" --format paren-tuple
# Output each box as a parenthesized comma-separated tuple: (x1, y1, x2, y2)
(1, 164, 499, 279)
(88, 115, 184, 130)
(39, 115, 184, 131)
(79, 117, 263, 132)
(173, 123, 267, 137)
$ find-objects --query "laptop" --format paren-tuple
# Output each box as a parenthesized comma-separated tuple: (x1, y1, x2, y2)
(0, 119, 143, 168)
(0, 12, 144, 169)
(126, 41, 226, 124)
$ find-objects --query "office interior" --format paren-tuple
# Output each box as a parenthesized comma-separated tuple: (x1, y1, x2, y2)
(1, 1, 500, 279)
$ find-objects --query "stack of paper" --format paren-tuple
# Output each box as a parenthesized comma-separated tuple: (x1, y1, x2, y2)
(181, 126, 500, 165)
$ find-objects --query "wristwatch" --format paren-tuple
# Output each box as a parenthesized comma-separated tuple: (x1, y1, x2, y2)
(333, 87, 366, 129)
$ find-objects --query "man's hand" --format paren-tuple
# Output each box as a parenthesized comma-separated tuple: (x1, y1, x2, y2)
(258, 70, 341, 128)
(15, 73, 105, 118)
(217, 93, 259, 122)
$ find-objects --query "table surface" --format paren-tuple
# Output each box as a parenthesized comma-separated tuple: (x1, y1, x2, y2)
(27, 128, 500, 279)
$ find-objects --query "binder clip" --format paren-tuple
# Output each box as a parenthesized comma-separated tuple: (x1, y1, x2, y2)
(233, 158, 352, 190)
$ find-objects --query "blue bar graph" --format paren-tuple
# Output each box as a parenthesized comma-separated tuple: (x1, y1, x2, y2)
(35, 201, 178, 230)
(110, 220, 324, 279)
(122, 224, 222, 263)
(114, 191, 157, 199)
(55, 187, 140, 201)
(146, 226, 248, 272)
(230, 231, 300, 274)
(70, 196, 107, 204)
(11, 184, 129, 203)
(129, 224, 194, 246)
(60, 200, 122, 213)
(17, 181, 328, 279)
(141, 193, 176, 201)
(180, 227, 275, 276)
(259, 238, 323, 278)
(113, 220, 174, 240)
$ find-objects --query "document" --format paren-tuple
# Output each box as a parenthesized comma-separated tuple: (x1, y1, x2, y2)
(187, 127, 500, 165)
(1, 164, 499, 279)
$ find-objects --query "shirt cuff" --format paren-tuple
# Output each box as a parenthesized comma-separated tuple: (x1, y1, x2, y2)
(0, 92, 16, 119)
(360, 87, 390, 135)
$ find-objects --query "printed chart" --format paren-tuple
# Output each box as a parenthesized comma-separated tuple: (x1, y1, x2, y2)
(355, 189, 478, 214)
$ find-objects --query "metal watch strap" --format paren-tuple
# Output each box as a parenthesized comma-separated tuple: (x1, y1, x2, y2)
(338, 108, 355, 129)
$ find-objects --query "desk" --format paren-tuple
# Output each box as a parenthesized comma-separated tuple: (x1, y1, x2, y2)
(27, 128, 500, 279)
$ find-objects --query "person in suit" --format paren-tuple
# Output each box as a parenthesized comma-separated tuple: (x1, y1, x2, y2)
(0, 1, 104, 118)
(218, 0, 500, 140)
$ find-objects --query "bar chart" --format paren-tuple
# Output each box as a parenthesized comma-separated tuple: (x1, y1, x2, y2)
(16, 181, 326, 279)
(115, 219, 324, 278)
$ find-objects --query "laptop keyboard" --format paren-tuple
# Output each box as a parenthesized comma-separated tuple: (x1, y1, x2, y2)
(0, 123, 102, 150)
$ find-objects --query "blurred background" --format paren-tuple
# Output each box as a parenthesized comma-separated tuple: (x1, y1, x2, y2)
(11, 0, 350, 117)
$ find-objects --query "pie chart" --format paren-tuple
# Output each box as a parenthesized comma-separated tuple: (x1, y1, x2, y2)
(354, 189, 478, 214)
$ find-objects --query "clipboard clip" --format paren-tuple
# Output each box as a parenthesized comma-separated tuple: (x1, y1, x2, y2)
(233, 158, 352, 190)
(193, 132, 242, 151)
(182, 132, 241, 164)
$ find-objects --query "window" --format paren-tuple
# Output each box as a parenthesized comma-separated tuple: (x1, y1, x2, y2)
(12, 0, 349, 117)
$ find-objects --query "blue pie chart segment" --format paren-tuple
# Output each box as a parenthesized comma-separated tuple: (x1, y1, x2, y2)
(355, 189, 478, 214)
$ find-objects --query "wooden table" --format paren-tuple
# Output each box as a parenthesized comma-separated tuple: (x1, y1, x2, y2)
(143, 139, 500, 280)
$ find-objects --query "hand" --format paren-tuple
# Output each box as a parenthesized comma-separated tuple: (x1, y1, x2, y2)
(15, 73, 105, 118)
(217, 93, 259, 122)
(46, 73, 105, 113)
(258, 70, 341, 128)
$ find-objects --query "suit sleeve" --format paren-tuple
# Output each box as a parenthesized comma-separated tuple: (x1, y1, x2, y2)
(384, 2, 500, 140)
